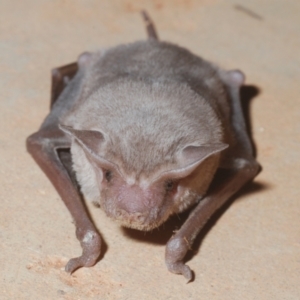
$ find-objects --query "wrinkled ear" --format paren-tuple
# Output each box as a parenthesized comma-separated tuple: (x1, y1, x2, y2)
(59, 124, 105, 153)
(59, 124, 118, 172)
(159, 143, 228, 180)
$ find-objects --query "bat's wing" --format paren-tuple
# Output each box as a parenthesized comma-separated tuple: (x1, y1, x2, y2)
(26, 61, 102, 273)
(165, 69, 261, 281)
(50, 62, 78, 109)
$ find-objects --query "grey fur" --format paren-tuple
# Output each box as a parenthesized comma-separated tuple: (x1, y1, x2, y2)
(58, 40, 229, 230)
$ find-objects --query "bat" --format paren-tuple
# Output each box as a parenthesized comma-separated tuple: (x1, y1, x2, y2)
(26, 11, 261, 281)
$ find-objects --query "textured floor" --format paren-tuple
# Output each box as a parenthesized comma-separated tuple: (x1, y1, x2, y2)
(1, 0, 300, 299)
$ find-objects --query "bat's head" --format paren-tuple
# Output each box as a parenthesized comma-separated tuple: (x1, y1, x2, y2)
(60, 125, 227, 231)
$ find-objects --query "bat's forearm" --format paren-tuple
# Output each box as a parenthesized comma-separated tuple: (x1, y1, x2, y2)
(26, 128, 102, 273)
(27, 130, 86, 224)
(165, 158, 260, 281)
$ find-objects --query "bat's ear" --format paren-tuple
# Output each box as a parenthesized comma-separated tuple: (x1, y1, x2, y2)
(159, 143, 228, 180)
(59, 124, 121, 174)
(59, 124, 105, 154)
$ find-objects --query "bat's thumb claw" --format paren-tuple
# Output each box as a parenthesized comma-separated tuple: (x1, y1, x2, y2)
(166, 261, 193, 282)
(183, 266, 194, 283)
(65, 230, 102, 273)
(165, 236, 194, 281)
(65, 257, 82, 274)
(65, 251, 99, 274)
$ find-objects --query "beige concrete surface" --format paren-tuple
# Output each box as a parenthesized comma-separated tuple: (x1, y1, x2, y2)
(1, 0, 299, 299)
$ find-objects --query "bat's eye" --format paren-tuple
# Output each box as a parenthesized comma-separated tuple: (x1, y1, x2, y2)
(165, 180, 175, 192)
(104, 170, 113, 182)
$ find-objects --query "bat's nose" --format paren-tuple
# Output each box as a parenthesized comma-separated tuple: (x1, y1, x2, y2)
(117, 184, 154, 214)
(118, 192, 148, 214)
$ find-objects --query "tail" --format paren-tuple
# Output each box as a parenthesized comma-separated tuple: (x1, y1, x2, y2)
(141, 10, 159, 40)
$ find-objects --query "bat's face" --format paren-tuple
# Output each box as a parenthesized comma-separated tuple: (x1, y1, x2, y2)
(96, 169, 180, 231)
(61, 125, 227, 231)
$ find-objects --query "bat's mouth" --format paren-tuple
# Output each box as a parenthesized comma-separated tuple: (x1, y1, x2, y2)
(105, 208, 165, 231)
(101, 196, 170, 231)
(113, 211, 156, 231)
(117, 219, 158, 231)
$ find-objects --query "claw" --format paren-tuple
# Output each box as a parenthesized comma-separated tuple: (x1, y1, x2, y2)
(166, 261, 193, 282)
(65, 229, 101, 273)
(65, 256, 85, 273)
(165, 236, 194, 282)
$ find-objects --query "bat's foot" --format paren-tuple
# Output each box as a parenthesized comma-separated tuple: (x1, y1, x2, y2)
(65, 229, 101, 273)
(165, 236, 194, 282)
